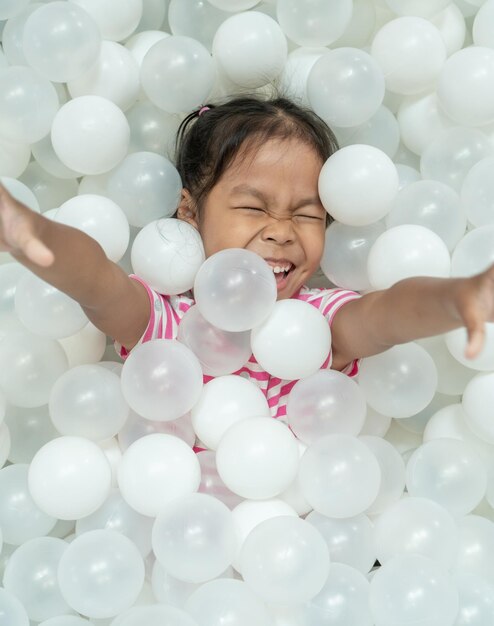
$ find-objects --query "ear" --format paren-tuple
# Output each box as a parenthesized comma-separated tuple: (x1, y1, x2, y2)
(176, 189, 199, 230)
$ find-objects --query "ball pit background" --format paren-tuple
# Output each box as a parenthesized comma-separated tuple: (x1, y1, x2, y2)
(2, 0, 494, 624)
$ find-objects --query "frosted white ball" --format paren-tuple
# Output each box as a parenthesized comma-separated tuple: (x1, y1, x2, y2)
(277, 0, 352, 47)
(462, 373, 494, 444)
(371, 17, 446, 95)
(384, 0, 451, 17)
(473, 0, 494, 48)
(451, 225, 494, 277)
(461, 157, 494, 227)
(318, 145, 398, 226)
(367, 225, 451, 290)
(397, 93, 452, 157)
(431, 4, 466, 57)
(216, 417, 300, 500)
(117, 434, 201, 517)
(207, 0, 259, 9)
(212, 12, 287, 88)
(55, 194, 130, 263)
(131, 219, 205, 295)
(28, 436, 112, 520)
(191, 375, 270, 450)
(69, 0, 143, 41)
(251, 299, 331, 380)
(445, 324, 494, 371)
(51, 96, 130, 175)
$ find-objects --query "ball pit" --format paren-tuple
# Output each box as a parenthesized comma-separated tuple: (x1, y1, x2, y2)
(2, 1, 494, 625)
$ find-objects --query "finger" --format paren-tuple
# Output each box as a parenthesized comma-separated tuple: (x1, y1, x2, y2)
(465, 324, 485, 360)
(23, 237, 55, 267)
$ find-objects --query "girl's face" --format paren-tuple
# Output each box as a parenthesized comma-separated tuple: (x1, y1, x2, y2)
(177, 137, 327, 299)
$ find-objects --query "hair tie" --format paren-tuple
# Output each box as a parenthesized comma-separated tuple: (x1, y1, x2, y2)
(198, 106, 210, 116)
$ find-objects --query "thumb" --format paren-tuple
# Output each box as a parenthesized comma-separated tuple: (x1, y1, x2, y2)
(23, 237, 55, 267)
(464, 315, 485, 360)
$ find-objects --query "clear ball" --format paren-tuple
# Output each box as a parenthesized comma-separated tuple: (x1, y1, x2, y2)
(277, 0, 352, 47)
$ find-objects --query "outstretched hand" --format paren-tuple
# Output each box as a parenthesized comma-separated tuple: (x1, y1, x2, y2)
(456, 264, 494, 360)
(0, 183, 54, 267)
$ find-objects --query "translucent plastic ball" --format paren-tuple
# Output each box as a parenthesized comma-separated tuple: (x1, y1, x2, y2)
(207, 0, 263, 10)
(385, 180, 466, 252)
(51, 96, 130, 176)
(49, 365, 129, 441)
(239, 515, 330, 605)
(286, 370, 367, 445)
(178, 307, 252, 377)
(305, 511, 376, 575)
(276, 46, 327, 107)
(3, 536, 69, 622)
(473, 0, 494, 48)
(107, 152, 182, 227)
(373, 497, 458, 568)
(358, 343, 438, 418)
(307, 48, 385, 128)
(57, 529, 144, 619)
(384, 0, 451, 17)
(0, 464, 56, 546)
(431, 3, 466, 56)
(69, 0, 143, 42)
(250, 299, 331, 380)
(59, 321, 107, 369)
(370, 17, 446, 95)
(0, 0, 30, 20)
(110, 604, 198, 626)
(117, 434, 201, 517)
(455, 572, 494, 626)
(445, 323, 494, 372)
(152, 493, 236, 583)
(151, 559, 201, 608)
(397, 93, 452, 157)
(32, 134, 82, 180)
(367, 225, 451, 290)
(406, 439, 487, 517)
(125, 30, 169, 67)
(455, 515, 494, 585)
(212, 11, 287, 88)
(231, 499, 298, 572)
(0, 330, 68, 408)
(462, 373, 494, 444)
(320, 220, 386, 291)
(216, 417, 300, 500)
(126, 100, 181, 160)
(0, 421, 10, 470)
(15, 274, 88, 339)
(141, 35, 215, 113)
(191, 375, 270, 450)
(38, 617, 91, 626)
(461, 157, 494, 227)
(1, 176, 40, 212)
(118, 410, 196, 451)
(167, 0, 230, 52)
(360, 435, 406, 515)
(304, 562, 373, 626)
(438, 46, 494, 127)
(451, 225, 494, 278)
(0, 66, 59, 144)
(194, 249, 277, 332)
(19, 162, 79, 212)
(28, 436, 112, 520)
(299, 434, 381, 518)
(186, 578, 272, 626)
(369, 554, 459, 626)
(318, 144, 399, 226)
(420, 126, 494, 192)
(54, 193, 130, 263)
(0, 135, 31, 179)
(131, 219, 205, 294)
(67, 41, 140, 112)
(0, 588, 29, 626)
(197, 450, 243, 510)
(23, 2, 101, 83)
(276, 0, 352, 47)
(75, 489, 154, 558)
(120, 339, 203, 422)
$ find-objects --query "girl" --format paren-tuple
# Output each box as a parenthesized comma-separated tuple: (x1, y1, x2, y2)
(1, 95, 493, 416)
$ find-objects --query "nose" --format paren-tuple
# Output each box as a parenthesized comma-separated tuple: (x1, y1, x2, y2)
(260, 215, 296, 245)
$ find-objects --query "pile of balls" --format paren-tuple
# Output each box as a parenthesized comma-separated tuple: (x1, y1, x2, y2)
(1, 0, 494, 625)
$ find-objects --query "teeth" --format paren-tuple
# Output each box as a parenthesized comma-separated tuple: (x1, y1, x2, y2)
(272, 265, 291, 273)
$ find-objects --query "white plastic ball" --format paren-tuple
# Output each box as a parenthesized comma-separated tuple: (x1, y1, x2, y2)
(131, 219, 204, 295)
(69, 0, 143, 42)
(445, 324, 494, 371)
(207, 0, 260, 10)
(51, 96, 130, 175)
(23, 1, 101, 83)
(216, 417, 299, 500)
(212, 11, 287, 88)
(117, 434, 201, 517)
(455, 515, 494, 586)
(120, 339, 203, 422)
(28, 436, 112, 520)
(0, 588, 30, 626)
(276, 0, 352, 47)
(451, 225, 494, 277)
(307, 48, 385, 128)
(367, 225, 451, 290)
(251, 299, 331, 380)
(191, 375, 269, 450)
(0, 136, 31, 179)
(194, 248, 277, 332)
(462, 372, 494, 444)
(461, 157, 494, 227)
(318, 144, 399, 226)
(141, 35, 216, 113)
(384, 0, 451, 17)
(397, 93, 452, 157)
(168, 0, 230, 52)
(358, 343, 438, 418)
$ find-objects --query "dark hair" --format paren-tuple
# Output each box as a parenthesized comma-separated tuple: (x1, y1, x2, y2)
(174, 94, 339, 223)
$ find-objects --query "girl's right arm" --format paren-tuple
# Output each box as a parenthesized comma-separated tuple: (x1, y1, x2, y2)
(0, 184, 150, 351)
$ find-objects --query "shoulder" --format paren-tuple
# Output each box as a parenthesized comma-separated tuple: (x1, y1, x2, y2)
(295, 285, 361, 321)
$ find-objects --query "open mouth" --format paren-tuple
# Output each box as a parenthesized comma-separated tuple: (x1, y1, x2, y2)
(267, 262, 295, 288)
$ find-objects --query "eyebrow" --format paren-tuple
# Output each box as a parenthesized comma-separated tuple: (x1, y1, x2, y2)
(230, 184, 322, 210)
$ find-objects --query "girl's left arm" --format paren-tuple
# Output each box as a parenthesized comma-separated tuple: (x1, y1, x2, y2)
(330, 264, 494, 370)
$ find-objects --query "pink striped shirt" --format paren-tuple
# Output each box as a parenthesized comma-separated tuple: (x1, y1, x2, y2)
(115, 275, 361, 419)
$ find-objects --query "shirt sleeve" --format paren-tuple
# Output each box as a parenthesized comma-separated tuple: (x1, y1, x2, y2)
(113, 275, 194, 360)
